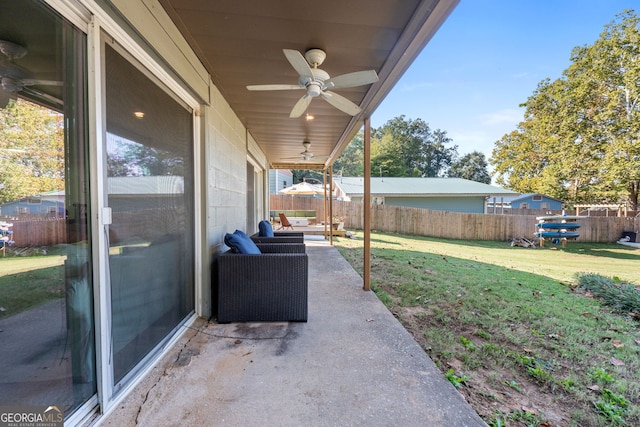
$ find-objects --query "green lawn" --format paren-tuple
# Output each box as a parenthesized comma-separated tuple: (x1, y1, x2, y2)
(335, 232, 640, 427)
(0, 251, 66, 318)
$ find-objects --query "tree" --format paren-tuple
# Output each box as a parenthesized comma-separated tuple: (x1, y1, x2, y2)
(332, 117, 458, 178)
(372, 115, 457, 177)
(449, 151, 491, 183)
(290, 169, 324, 185)
(490, 10, 640, 209)
(333, 131, 364, 177)
(0, 98, 64, 203)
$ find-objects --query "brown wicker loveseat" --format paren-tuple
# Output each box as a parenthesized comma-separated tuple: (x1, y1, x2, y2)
(216, 242, 308, 323)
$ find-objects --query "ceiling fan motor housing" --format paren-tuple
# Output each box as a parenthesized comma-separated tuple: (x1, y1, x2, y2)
(300, 68, 329, 97)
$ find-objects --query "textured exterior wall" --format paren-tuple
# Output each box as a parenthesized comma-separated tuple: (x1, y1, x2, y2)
(206, 85, 249, 250)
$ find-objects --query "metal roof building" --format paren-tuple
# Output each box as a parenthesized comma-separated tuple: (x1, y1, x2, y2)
(333, 177, 518, 213)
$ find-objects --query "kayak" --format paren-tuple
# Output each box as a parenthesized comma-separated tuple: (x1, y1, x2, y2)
(534, 231, 580, 239)
(535, 222, 581, 230)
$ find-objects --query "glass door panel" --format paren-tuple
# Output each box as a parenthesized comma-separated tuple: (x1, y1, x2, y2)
(0, 0, 95, 417)
(104, 44, 194, 384)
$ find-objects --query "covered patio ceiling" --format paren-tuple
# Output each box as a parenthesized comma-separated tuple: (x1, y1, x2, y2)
(158, 0, 458, 170)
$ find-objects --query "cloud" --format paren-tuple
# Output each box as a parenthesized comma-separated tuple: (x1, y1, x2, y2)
(477, 108, 523, 126)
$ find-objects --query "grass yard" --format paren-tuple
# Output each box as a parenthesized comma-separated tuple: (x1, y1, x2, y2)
(0, 248, 66, 319)
(334, 232, 640, 427)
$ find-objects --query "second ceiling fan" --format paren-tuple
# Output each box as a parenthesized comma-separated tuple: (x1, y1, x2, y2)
(247, 49, 378, 118)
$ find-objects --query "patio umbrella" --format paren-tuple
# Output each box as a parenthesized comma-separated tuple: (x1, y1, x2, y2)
(279, 182, 325, 195)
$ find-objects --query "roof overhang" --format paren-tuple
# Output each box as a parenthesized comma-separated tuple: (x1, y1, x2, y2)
(158, 0, 459, 170)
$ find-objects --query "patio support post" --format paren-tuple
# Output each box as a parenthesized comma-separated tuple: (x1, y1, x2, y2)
(329, 165, 334, 245)
(323, 168, 328, 237)
(363, 117, 371, 291)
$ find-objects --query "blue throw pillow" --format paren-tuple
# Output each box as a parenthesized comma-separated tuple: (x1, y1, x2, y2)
(224, 230, 261, 254)
(258, 220, 274, 237)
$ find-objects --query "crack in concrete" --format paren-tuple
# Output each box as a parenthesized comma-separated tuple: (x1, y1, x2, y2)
(134, 325, 202, 424)
(134, 382, 157, 425)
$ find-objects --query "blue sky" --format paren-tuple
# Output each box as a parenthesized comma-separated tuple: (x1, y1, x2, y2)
(371, 1, 636, 161)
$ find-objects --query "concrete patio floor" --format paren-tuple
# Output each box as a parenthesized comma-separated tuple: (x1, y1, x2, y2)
(98, 237, 486, 426)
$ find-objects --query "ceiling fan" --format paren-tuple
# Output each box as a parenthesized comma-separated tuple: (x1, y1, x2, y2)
(247, 48, 378, 118)
(0, 40, 62, 107)
(284, 141, 329, 162)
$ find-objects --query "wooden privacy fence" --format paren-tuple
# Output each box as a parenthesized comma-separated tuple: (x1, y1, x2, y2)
(4, 209, 180, 248)
(270, 195, 640, 243)
(5, 219, 68, 247)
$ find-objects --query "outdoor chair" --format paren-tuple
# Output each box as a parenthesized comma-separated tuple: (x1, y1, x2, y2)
(215, 242, 308, 323)
(278, 213, 294, 230)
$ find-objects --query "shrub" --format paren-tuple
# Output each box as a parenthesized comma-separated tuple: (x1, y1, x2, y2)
(575, 273, 640, 315)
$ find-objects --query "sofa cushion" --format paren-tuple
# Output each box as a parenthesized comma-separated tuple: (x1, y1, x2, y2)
(258, 220, 274, 237)
(224, 230, 261, 254)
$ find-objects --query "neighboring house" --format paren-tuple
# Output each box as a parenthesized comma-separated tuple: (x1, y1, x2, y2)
(333, 177, 518, 214)
(488, 193, 564, 211)
(0, 190, 65, 217)
(269, 169, 293, 194)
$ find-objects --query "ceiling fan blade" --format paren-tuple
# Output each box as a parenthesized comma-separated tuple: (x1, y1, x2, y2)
(21, 79, 63, 87)
(323, 70, 378, 90)
(246, 84, 302, 91)
(283, 49, 313, 78)
(0, 60, 31, 80)
(289, 94, 312, 118)
(321, 91, 361, 116)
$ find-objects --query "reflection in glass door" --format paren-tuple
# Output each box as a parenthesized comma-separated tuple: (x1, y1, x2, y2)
(104, 43, 195, 385)
(0, 0, 95, 417)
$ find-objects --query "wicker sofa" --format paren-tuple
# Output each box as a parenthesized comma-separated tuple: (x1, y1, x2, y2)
(216, 242, 308, 323)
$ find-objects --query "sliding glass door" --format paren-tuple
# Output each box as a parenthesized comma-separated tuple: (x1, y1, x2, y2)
(103, 42, 195, 386)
